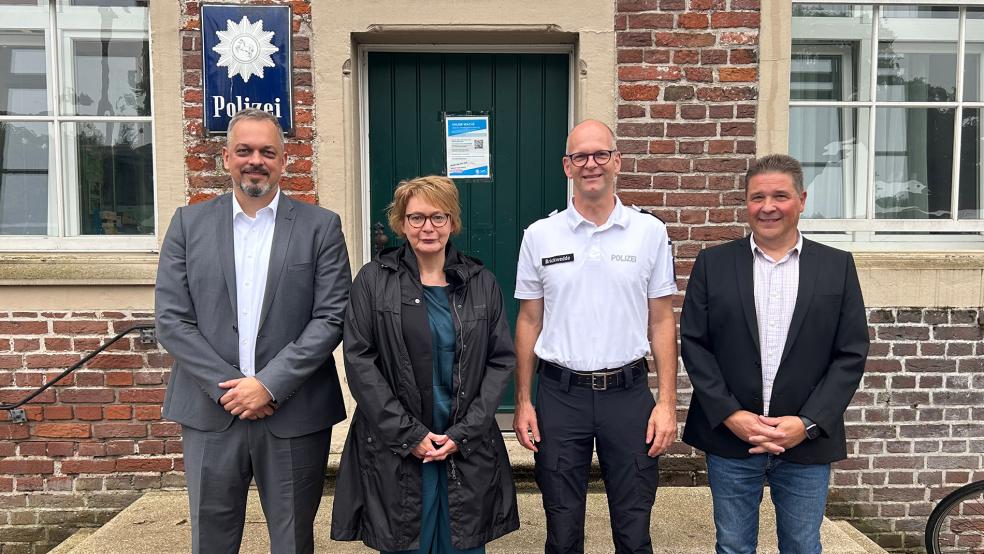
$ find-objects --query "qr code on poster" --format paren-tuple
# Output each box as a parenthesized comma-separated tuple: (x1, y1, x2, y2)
(473, 139, 484, 148)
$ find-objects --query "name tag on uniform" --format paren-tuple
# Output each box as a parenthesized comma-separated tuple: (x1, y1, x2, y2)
(542, 253, 574, 266)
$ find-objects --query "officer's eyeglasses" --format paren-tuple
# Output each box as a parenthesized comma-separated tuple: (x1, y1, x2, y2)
(565, 150, 617, 167)
(406, 213, 451, 228)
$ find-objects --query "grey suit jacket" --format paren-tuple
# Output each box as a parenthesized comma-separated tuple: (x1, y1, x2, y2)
(155, 192, 351, 438)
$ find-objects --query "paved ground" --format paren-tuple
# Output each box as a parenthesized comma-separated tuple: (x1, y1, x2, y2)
(54, 487, 886, 554)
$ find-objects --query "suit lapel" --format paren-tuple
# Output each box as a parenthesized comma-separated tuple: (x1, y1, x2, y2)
(735, 237, 760, 355)
(259, 193, 295, 329)
(780, 239, 818, 365)
(217, 194, 238, 314)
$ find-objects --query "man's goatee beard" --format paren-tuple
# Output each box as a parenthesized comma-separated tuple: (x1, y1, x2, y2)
(237, 180, 274, 198)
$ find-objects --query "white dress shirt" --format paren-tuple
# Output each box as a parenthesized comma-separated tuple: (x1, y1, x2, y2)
(232, 192, 279, 378)
(750, 232, 802, 416)
(515, 196, 677, 372)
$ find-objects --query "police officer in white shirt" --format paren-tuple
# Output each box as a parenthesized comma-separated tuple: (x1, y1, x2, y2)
(512, 119, 679, 553)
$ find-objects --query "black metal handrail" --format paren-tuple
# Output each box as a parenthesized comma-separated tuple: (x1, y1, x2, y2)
(0, 324, 156, 411)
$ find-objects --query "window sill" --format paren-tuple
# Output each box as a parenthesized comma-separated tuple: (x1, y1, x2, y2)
(0, 253, 159, 285)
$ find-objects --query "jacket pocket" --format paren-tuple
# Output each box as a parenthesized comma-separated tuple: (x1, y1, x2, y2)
(287, 261, 313, 272)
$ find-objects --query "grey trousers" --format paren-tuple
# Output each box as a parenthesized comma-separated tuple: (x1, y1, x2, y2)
(182, 419, 331, 554)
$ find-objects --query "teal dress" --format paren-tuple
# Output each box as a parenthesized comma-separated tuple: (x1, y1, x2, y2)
(382, 285, 485, 554)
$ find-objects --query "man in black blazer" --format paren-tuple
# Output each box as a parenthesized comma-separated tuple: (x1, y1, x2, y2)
(155, 109, 350, 553)
(680, 154, 869, 553)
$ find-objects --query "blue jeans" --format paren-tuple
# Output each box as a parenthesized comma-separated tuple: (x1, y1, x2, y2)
(706, 453, 830, 554)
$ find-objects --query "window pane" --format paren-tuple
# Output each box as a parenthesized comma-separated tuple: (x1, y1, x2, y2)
(875, 107, 955, 219)
(68, 38, 150, 116)
(0, 121, 53, 235)
(877, 7, 958, 102)
(965, 10, 984, 102)
(791, 106, 869, 219)
(64, 121, 153, 235)
(960, 109, 982, 220)
(0, 30, 48, 115)
(791, 5, 872, 101)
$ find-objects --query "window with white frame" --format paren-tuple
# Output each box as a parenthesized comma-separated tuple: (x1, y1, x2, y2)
(791, 3, 984, 246)
(0, 0, 154, 250)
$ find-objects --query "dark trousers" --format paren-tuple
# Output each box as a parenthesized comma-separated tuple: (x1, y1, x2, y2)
(182, 419, 331, 554)
(534, 364, 660, 554)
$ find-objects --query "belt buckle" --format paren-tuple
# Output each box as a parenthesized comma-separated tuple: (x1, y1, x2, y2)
(591, 372, 608, 391)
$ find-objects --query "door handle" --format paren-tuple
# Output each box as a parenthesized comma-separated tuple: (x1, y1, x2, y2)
(371, 221, 389, 259)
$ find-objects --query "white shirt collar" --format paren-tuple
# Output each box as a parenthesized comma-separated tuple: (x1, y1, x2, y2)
(750, 231, 803, 259)
(565, 195, 630, 231)
(232, 190, 280, 221)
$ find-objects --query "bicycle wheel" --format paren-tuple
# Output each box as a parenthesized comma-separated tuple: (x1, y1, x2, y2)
(927, 481, 984, 554)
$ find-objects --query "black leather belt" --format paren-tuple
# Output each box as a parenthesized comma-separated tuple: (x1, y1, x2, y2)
(539, 359, 647, 391)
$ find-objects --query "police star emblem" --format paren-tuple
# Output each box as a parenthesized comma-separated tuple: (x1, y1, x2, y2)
(211, 16, 279, 83)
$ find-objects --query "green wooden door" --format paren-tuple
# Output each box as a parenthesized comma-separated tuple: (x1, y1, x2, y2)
(367, 51, 569, 416)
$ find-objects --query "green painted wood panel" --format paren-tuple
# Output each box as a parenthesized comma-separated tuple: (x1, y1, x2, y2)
(367, 51, 569, 413)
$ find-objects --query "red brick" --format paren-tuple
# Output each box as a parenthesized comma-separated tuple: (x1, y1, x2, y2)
(135, 406, 162, 421)
(665, 193, 721, 207)
(637, 158, 691, 173)
(46, 442, 74, 457)
(116, 458, 174, 472)
(616, 0, 659, 11)
(618, 49, 644, 64)
(627, 13, 674, 29)
(721, 122, 756, 137)
(73, 371, 104, 386)
(691, 226, 745, 241)
(730, 49, 757, 64)
(663, 86, 695, 101)
(666, 123, 717, 138)
(87, 354, 143, 370)
(78, 442, 106, 456)
(617, 123, 663, 138)
(34, 423, 90, 438)
(684, 67, 713, 82)
(696, 87, 757, 102)
(25, 354, 81, 369)
(105, 371, 134, 386)
(701, 49, 728, 65)
(617, 32, 654, 48)
(42, 406, 73, 420)
(52, 321, 108, 334)
(118, 389, 166, 403)
(618, 105, 647, 119)
(678, 13, 708, 29)
(649, 140, 677, 154)
(690, 0, 726, 8)
(708, 140, 736, 154)
(0, 355, 20, 369)
(61, 460, 117, 474)
(57, 389, 115, 403)
(0, 322, 48, 334)
(285, 143, 313, 157)
(711, 11, 761, 29)
(620, 84, 661, 101)
(720, 67, 758, 82)
(43, 338, 72, 351)
(654, 32, 715, 48)
(0, 459, 54, 474)
(643, 50, 671, 64)
(92, 423, 147, 438)
(680, 142, 705, 154)
(12, 338, 40, 351)
(680, 105, 706, 119)
(150, 422, 182, 437)
(672, 50, 699, 64)
(618, 191, 664, 207)
(0, 424, 30, 440)
(104, 406, 133, 420)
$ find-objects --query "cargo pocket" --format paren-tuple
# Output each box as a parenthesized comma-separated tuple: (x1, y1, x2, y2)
(635, 453, 660, 503)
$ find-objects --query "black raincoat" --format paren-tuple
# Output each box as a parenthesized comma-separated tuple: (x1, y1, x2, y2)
(330, 243, 519, 551)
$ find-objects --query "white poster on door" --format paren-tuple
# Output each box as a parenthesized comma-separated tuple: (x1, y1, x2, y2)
(445, 115, 491, 179)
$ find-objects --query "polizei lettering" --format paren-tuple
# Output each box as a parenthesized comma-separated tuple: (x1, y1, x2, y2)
(212, 96, 283, 118)
(611, 254, 637, 263)
(542, 253, 574, 266)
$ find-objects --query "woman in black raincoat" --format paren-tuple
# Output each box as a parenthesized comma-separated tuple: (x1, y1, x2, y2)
(331, 175, 519, 553)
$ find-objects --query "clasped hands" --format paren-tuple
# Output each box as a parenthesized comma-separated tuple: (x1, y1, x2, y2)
(724, 410, 807, 454)
(412, 432, 458, 463)
(219, 377, 276, 420)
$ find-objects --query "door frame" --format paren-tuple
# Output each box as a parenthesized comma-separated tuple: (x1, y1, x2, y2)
(357, 43, 576, 262)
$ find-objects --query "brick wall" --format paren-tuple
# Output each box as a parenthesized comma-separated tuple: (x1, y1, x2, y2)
(0, 311, 177, 553)
(181, 0, 317, 205)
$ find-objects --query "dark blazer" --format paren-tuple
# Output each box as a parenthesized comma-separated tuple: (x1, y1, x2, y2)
(155, 192, 351, 438)
(680, 236, 869, 464)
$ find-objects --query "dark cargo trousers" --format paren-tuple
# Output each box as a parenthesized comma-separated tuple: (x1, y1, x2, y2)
(533, 362, 661, 554)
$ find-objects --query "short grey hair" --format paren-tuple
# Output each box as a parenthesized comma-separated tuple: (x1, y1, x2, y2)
(745, 154, 804, 193)
(226, 108, 285, 148)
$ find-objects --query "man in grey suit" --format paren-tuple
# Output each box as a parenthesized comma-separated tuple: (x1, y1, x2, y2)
(155, 109, 351, 553)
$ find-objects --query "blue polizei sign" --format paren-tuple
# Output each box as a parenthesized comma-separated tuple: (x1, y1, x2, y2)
(201, 4, 292, 134)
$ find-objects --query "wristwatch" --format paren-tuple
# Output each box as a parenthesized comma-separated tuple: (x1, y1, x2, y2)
(799, 416, 820, 440)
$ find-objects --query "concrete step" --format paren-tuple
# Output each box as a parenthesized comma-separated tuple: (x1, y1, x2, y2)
(61, 487, 886, 553)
